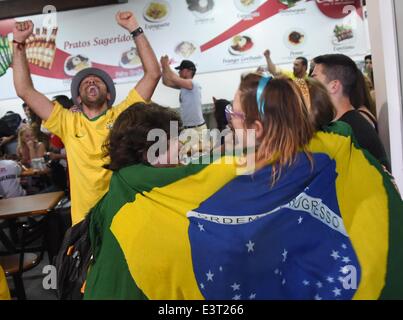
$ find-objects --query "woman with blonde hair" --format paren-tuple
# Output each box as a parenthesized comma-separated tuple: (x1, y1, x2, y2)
(16, 125, 46, 167)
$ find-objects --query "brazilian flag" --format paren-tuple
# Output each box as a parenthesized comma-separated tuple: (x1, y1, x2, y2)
(84, 122, 403, 300)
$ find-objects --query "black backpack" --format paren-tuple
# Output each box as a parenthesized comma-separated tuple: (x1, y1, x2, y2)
(0, 112, 22, 137)
(54, 214, 92, 300)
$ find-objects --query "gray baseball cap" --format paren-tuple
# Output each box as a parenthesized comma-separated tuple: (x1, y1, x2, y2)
(70, 68, 116, 107)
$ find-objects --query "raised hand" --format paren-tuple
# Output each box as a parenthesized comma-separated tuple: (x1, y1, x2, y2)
(263, 49, 271, 59)
(13, 20, 34, 43)
(160, 55, 170, 69)
(116, 11, 139, 32)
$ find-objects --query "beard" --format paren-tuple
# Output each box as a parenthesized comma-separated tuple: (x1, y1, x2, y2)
(80, 90, 108, 108)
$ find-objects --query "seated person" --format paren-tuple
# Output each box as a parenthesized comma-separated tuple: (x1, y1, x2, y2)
(16, 125, 47, 168)
(0, 151, 26, 198)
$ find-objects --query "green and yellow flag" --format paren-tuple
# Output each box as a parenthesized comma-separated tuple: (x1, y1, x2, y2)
(84, 122, 403, 300)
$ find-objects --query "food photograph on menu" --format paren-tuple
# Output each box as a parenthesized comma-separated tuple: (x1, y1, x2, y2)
(143, 0, 170, 23)
(229, 35, 254, 55)
(64, 54, 92, 76)
(186, 0, 215, 14)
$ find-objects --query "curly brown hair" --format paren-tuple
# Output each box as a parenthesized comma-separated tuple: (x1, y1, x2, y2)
(103, 102, 182, 171)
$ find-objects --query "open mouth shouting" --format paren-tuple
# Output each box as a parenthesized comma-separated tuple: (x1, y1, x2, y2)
(87, 85, 100, 97)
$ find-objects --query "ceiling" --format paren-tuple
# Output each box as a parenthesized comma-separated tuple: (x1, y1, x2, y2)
(0, 0, 128, 20)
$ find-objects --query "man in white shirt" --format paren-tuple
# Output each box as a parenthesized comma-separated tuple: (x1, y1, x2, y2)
(0, 157, 26, 199)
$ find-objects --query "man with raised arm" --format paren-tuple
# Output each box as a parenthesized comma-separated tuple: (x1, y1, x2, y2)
(12, 11, 161, 225)
(263, 49, 308, 80)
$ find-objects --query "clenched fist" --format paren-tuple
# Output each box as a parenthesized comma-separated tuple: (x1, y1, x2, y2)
(116, 11, 139, 33)
(13, 20, 34, 43)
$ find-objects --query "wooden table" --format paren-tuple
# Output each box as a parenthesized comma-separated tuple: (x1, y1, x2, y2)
(20, 168, 48, 177)
(0, 192, 65, 220)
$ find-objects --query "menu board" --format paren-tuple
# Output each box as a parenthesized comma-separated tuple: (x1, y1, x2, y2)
(0, 0, 369, 100)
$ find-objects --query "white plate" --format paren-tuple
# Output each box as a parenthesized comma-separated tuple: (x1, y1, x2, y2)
(228, 35, 254, 56)
(119, 47, 142, 69)
(64, 55, 92, 76)
(233, 0, 262, 13)
(143, 0, 170, 23)
(174, 41, 199, 59)
(284, 28, 306, 50)
(187, 0, 215, 18)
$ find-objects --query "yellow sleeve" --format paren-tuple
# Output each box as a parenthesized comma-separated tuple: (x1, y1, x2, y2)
(278, 69, 295, 79)
(112, 88, 146, 116)
(42, 102, 72, 140)
(0, 265, 10, 300)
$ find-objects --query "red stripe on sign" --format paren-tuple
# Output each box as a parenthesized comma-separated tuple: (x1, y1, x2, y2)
(200, 0, 287, 53)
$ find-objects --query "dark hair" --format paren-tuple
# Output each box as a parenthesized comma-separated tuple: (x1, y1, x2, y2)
(350, 71, 376, 116)
(305, 78, 336, 130)
(296, 57, 308, 68)
(213, 98, 230, 131)
(104, 102, 182, 171)
(53, 95, 74, 109)
(365, 55, 372, 61)
(313, 54, 358, 97)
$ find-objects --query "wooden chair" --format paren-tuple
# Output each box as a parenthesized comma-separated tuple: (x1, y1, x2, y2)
(0, 219, 46, 300)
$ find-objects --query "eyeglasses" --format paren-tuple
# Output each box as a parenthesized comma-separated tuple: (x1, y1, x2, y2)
(225, 104, 245, 123)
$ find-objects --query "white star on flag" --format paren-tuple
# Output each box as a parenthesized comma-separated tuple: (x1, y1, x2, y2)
(249, 293, 256, 299)
(327, 276, 334, 283)
(316, 281, 323, 288)
(341, 244, 347, 249)
(303, 280, 310, 286)
(314, 294, 322, 300)
(298, 216, 303, 224)
(338, 276, 346, 284)
(340, 266, 350, 274)
(282, 249, 288, 262)
(206, 270, 214, 281)
(198, 223, 205, 232)
(342, 257, 351, 263)
(232, 294, 241, 300)
(274, 269, 279, 275)
(219, 266, 223, 272)
(333, 287, 341, 297)
(282, 278, 286, 286)
(246, 240, 255, 252)
(231, 283, 240, 291)
(331, 250, 340, 260)
(200, 283, 205, 289)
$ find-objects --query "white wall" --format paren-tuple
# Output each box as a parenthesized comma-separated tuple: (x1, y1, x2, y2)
(367, 0, 403, 192)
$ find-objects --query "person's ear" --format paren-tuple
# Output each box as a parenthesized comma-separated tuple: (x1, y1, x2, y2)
(107, 92, 111, 102)
(327, 80, 340, 95)
(77, 96, 82, 105)
(251, 120, 264, 140)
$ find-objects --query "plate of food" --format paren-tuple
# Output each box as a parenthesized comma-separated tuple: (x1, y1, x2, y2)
(228, 35, 254, 55)
(143, 0, 170, 23)
(119, 47, 142, 69)
(233, 0, 262, 13)
(186, 0, 215, 17)
(175, 41, 198, 58)
(284, 29, 306, 49)
(332, 24, 355, 45)
(64, 54, 92, 76)
(278, 0, 304, 8)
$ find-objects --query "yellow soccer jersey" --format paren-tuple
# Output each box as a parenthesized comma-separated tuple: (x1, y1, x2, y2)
(43, 88, 144, 225)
